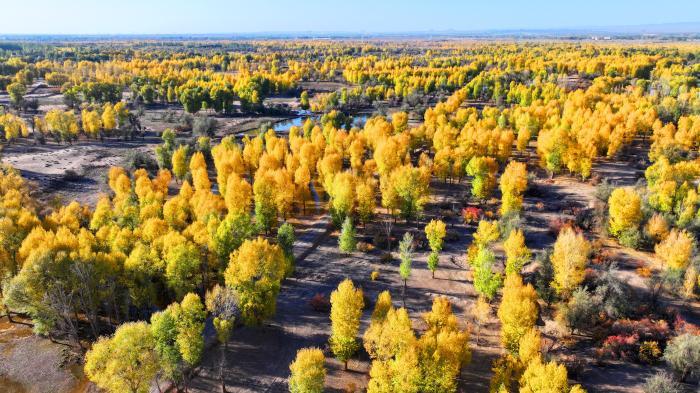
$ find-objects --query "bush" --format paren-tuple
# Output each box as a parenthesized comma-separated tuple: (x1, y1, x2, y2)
(309, 293, 330, 312)
(600, 333, 639, 361)
(664, 333, 700, 381)
(618, 227, 642, 249)
(380, 252, 393, 264)
(595, 179, 614, 202)
(557, 287, 599, 334)
(643, 372, 682, 393)
(498, 211, 522, 239)
(370, 271, 379, 281)
(124, 150, 159, 174)
(611, 318, 670, 343)
(639, 341, 662, 364)
(357, 241, 373, 253)
(193, 115, 218, 137)
(62, 169, 82, 181)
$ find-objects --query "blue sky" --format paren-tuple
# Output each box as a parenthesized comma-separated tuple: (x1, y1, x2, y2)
(2, 0, 699, 35)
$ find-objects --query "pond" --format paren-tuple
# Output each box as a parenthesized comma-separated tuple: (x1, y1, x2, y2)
(271, 113, 374, 133)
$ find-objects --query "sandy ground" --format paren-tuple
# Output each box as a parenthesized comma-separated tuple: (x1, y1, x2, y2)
(0, 317, 91, 393)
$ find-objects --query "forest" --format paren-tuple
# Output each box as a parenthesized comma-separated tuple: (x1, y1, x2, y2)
(0, 39, 699, 392)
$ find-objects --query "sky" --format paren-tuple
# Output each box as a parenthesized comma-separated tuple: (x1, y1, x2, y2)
(2, 0, 700, 35)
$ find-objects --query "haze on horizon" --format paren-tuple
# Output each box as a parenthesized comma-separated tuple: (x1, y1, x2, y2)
(2, 0, 700, 36)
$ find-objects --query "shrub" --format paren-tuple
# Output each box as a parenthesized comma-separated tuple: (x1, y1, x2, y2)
(380, 252, 393, 264)
(357, 241, 373, 253)
(639, 341, 662, 364)
(594, 179, 614, 202)
(643, 372, 682, 393)
(663, 333, 700, 381)
(370, 271, 379, 281)
(646, 213, 670, 243)
(124, 150, 159, 174)
(193, 115, 218, 137)
(618, 227, 642, 249)
(601, 333, 639, 361)
(557, 287, 599, 334)
(611, 318, 670, 343)
(309, 293, 330, 312)
(461, 206, 481, 224)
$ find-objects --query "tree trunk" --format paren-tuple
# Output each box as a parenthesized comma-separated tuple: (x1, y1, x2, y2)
(402, 279, 407, 308)
(344, 360, 348, 371)
(220, 340, 227, 393)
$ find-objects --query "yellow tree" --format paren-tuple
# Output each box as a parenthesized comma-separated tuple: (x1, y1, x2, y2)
(81, 109, 102, 138)
(551, 228, 590, 297)
(330, 279, 364, 370)
(84, 322, 159, 393)
(608, 187, 642, 237)
(102, 103, 117, 131)
(499, 161, 528, 215)
(172, 145, 189, 182)
(498, 274, 538, 354)
(503, 229, 531, 275)
(224, 237, 286, 325)
(289, 348, 326, 393)
(655, 229, 694, 270)
(425, 219, 446, 278)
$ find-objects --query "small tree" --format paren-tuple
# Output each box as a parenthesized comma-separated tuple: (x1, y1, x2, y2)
(473, 247, 503, 301)
(277, 222, 296, 276)
(425, 219, 446, 278)
(205, 285, 240, 393)
(471, 296, 491, 346)
(504, 229, 531, 275)
(289, 347, 326, 393)
(329, 279, 364, 370)
(399, 232, 414, 307)
(172, 145, 189, 182)
(339, 217, 357, 253)
(300, 91, 310, 110)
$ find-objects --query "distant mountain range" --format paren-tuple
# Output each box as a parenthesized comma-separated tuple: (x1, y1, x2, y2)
(2, 22, 700, 41)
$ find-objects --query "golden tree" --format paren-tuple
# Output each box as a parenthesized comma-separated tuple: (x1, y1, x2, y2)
(329, 279, 364, 370)
(608, 187, 642, 236)
(551, 228, 590, 297)
(289, 347, 326, 393)
(655, 229, 694, 270)
(498, 274, 538, 354)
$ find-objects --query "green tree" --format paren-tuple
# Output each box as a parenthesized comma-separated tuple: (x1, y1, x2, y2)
(338, 216, 357, 253)
(6, 82, 26, 108)
(300, 91, 310, 110)
(472, 247, 503, 300)
(277, 222, 296, 275)
(399, 232, 414, 307)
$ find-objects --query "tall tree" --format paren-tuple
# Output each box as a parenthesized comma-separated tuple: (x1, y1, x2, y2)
(329, 279, 364, 370)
